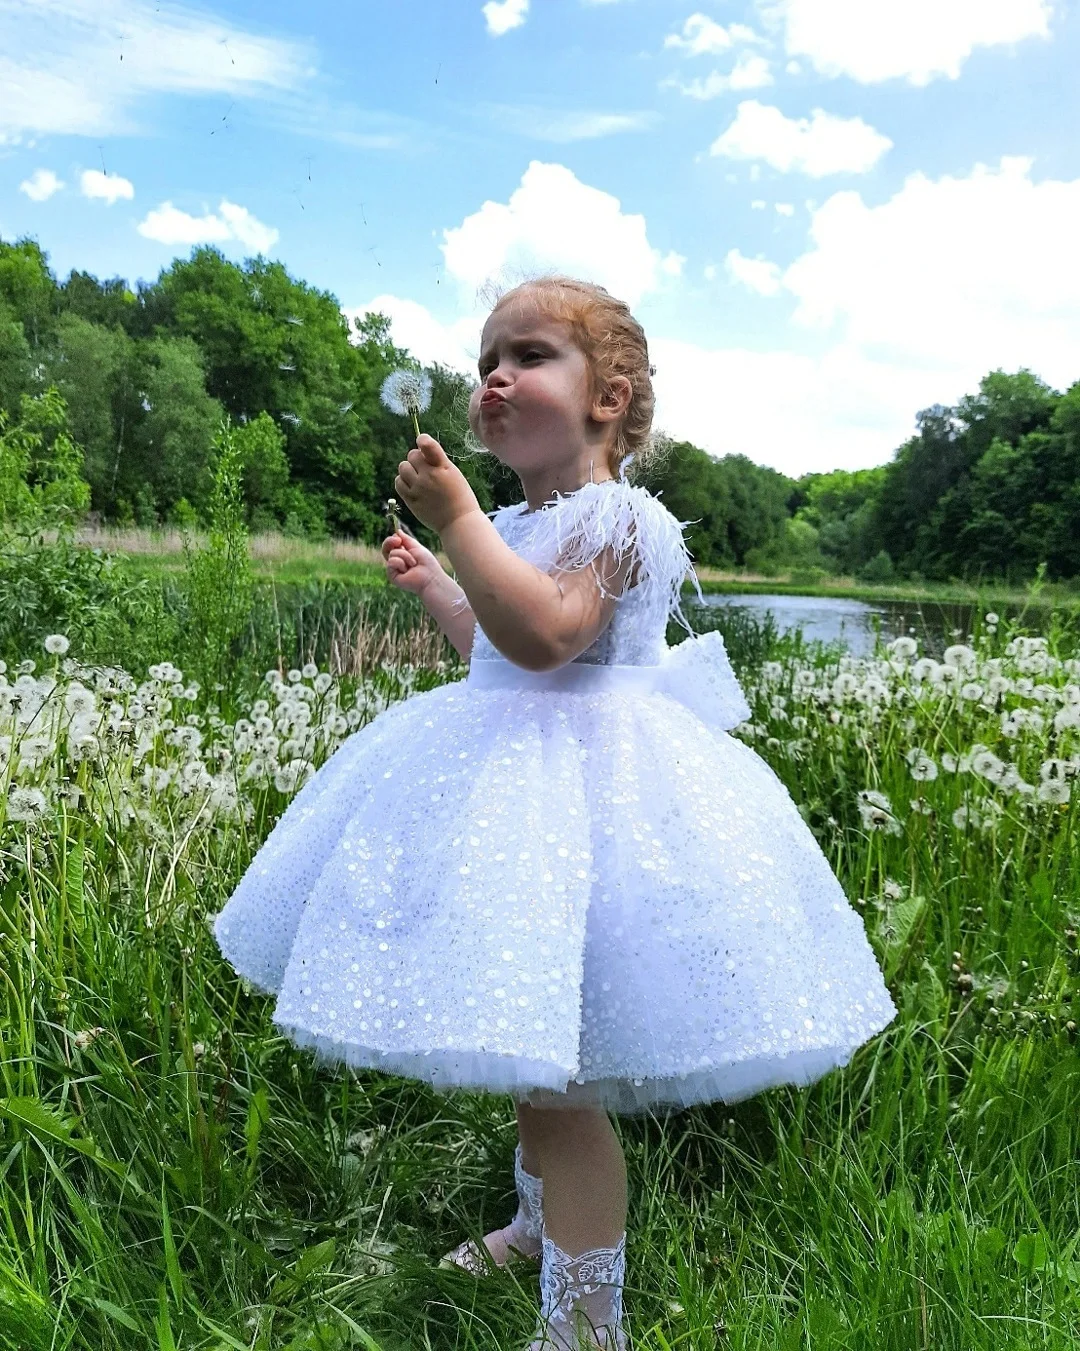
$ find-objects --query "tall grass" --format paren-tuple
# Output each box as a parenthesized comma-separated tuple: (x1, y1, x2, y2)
(1, 607, 1078, 1349)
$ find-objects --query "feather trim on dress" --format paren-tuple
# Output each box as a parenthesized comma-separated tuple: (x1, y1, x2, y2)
(491, 480, 703, 634)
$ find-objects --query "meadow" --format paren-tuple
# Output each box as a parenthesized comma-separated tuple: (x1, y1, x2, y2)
(1, 584, 1078, 1350)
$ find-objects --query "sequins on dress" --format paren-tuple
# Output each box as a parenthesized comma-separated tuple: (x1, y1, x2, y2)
(213, 479, 898, 1114)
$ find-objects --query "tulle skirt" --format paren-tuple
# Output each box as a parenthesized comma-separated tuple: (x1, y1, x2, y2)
(213, 637, 898, 1114)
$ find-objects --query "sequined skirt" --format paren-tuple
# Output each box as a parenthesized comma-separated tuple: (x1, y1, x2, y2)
(213, 641, 898, 1114)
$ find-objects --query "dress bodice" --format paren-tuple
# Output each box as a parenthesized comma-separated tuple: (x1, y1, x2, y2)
(468, 479, 701, 668)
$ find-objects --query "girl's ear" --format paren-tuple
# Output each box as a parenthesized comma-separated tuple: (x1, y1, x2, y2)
(593, 375, 633, 423)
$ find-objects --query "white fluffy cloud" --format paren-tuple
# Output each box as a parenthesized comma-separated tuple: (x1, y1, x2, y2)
(668, 53, 774, 98)
(348, 156, 1080, 476)
(344, 296, 481, 371)
(136, 199, 279, 253)
(783, 157, 1080, 380)
(439, 161, 684, 308)
(725, 248, 783, 295)
(483, 0, 529, 36)
(762, 0, 1053, 84)
(710, 100, 892, 176)
(664, 13, 764, 54)
(19, 167, 63, 200)
(0, 0, 312, 140)
(80, 169, 134, 204)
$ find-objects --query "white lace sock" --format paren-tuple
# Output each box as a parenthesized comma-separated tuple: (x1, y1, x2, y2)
(526, 1224, 629, 1350)
(441, 1142, 544, 1273)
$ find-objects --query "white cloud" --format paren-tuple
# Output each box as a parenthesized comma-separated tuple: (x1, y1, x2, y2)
(0, 0, 313, 141)
(667, 53, 774, 98)
(80, 168, 134, 204)
(783, 157, 1080, 381)
(763, 0, 1053, 84)
(775, 201, 795, 215)
(650, 338, 928, 472)
(725, 248, 783, 295)
(345, 296, 481, 372)
(663, 13, 767, 55)
(486, 106, 655, 141)
(19, 167, 63, 200)
(710, 100, 892, 176)
(440, 160, 682, 308)
(136, 198, 278, 253)
(218, 200, 279, 253)
(683, 156, 1080, 470)
(751, 199, 767, 209)
(483, 0, 529, 36)
(347, 156, 1080, 477)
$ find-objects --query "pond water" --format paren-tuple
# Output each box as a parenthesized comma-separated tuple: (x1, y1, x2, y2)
(696, 593, 991, 658)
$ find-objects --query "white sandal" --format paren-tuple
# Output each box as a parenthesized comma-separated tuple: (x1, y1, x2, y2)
(441, 1142, 544, 1273)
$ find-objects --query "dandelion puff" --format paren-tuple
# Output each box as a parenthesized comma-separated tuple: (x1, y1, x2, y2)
(6, 786, 48, 822)
(985, 612, 1000, 626)
(380, 367, 432, 438)
(1036, 780, 1070, 805)
(44, 634, 70, 656)
(908, 752, 938, 782)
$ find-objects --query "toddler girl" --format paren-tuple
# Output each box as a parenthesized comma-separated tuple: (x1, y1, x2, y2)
(214, 274, 898, 1349)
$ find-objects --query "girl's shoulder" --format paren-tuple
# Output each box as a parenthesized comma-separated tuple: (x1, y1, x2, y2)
(489, 478, 702, 621)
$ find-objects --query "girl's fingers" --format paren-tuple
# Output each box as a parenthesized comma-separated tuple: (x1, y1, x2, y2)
(416, 435, 445, 465)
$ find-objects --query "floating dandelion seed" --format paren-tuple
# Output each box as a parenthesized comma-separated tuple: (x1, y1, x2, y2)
(380, 367, 432, 440)
(280, 412, 302, 428)
(340, 400, 354, 414)
(278, 363, 296, 372)
(286, 315, 303, 326)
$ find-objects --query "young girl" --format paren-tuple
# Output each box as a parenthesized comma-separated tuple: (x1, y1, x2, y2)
(213, 275, 898, 1349)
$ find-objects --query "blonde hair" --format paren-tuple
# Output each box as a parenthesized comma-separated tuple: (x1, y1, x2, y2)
(475, 272, 671, 482)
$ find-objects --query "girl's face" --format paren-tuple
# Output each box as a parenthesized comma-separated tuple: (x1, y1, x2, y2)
(468, 297, 599, 473)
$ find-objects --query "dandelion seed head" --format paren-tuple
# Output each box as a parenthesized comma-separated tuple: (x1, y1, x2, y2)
(44, 634, 70, 656)
(380, 367, 432, 418)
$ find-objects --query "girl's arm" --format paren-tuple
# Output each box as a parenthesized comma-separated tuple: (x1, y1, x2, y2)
(440, 510, 633, 672)
(420, 569, 476, 662)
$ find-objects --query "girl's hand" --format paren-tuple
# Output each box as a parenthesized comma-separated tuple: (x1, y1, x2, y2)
(381, 529, 447, 601)
(394, 435, 482, 536)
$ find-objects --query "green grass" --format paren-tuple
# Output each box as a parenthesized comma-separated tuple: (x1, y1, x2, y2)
(1, 610, 1078, 1349)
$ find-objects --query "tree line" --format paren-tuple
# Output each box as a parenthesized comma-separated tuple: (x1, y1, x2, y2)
(2, 234, 1078, 581)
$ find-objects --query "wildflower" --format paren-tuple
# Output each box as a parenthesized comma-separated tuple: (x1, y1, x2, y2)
(883, 878, 904, 900)
(911, 657, 941, 684)
(959, 682, 984, 701)
(1036, 780, 1070, 805)
(909, 796, 934, 815)
(44, 634, 70, 656)
(380, 367, 433, 439)
(6, 786, 48, 821)
(857, 789, 902, 835)
(943, 644, 977, 671)
(887, 636, 918, 660)
(906, 750, 939, 782)
(952, 804, 980, 831)
(71, 1027, 107, 1051)
(970, 750, 1006, 783)
(985, 612, 1000, 626)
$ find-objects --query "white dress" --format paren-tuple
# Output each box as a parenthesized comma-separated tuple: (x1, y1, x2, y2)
(213, 479, 898, 1115)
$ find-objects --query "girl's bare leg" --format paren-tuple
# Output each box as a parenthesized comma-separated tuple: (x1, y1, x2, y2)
(518, 1103, 629, 1350)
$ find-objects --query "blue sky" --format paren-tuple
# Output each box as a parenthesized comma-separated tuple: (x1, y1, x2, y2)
(3, 0, 1079, 475)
